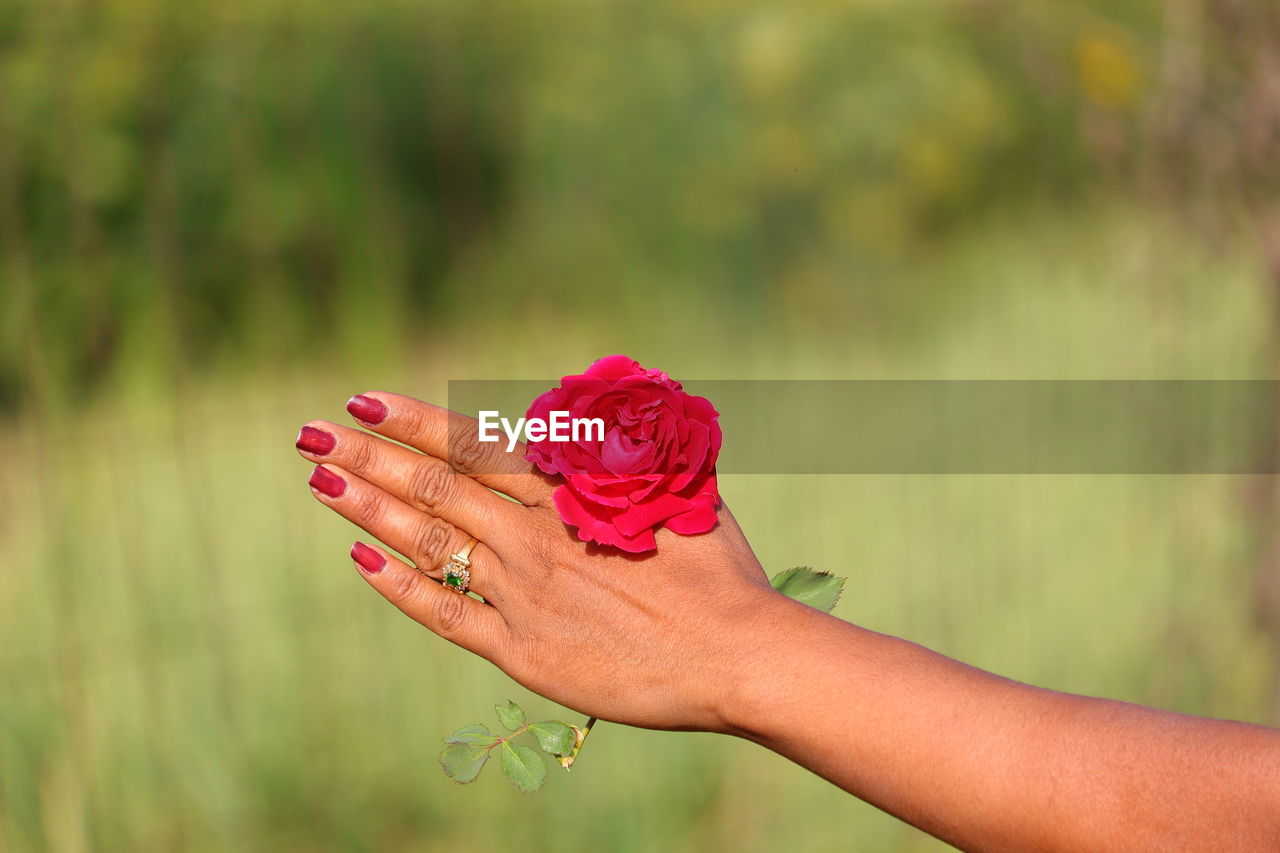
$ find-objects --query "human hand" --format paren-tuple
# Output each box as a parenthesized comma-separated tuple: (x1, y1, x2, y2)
(296, 391, 784, 734)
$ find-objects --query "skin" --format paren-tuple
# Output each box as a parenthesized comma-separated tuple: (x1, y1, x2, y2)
(297, 391, 1280, 853)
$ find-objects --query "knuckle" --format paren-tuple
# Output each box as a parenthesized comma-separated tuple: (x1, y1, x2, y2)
(346, 435, 377, 473)
(432, 589, 468, 638)
(399, 404, 435, 446)
(384, 567, 421, 608)
(522, 524, 563, 563)
(411, 519, 452, 568)
(447, 428, 487, 475)
(408, 460, 454, 513)
(353, 486, 386, 525)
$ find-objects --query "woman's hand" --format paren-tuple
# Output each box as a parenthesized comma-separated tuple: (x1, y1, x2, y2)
(297, 391, 1280, 852)
(296, 391, 781, 734)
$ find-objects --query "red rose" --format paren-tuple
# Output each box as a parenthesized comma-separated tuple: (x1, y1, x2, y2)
(524, 355, 722, 553)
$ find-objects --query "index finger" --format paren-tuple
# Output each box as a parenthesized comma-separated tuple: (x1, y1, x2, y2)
(346, 392, 555, 506)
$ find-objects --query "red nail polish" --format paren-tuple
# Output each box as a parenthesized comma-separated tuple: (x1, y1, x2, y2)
(296, 426, 336, 455)
(347, 395, 387, 425)
(351, 542, 385, 574)
(309, 466, 346, 498)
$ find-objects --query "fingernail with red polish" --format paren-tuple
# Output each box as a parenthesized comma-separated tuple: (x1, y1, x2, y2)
(347, 395, 387, 425)
(351, 542, 385, 575)
(296, 426, 336, 456)
(309, 465, 346, 498)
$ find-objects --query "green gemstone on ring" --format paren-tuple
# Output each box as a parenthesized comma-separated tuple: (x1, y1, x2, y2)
(445, 572, 463, 587)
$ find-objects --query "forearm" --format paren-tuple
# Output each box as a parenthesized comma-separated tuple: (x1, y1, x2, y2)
(724, 592, 1280, 852)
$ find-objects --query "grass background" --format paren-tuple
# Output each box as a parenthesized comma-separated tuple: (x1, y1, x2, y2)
(3, 0, 1280, 850)
(4, 210, 1276, 851)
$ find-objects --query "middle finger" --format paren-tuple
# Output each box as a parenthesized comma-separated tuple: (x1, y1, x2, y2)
(297, 421, 524, 547)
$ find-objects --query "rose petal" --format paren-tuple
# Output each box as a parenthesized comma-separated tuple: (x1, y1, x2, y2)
(567, 473, 630, 508)
(665, 488, 720, 535)
(612, 490, 693, 538)
(553, 484, 656, 552)
(585, 355, 643, 381)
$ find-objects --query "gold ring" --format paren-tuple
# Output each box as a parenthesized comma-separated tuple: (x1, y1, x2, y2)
(441, 537, 478, 593)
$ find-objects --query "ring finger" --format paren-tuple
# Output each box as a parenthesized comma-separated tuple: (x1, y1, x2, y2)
(306, 463, 504, 600)
(298, 421, 523, 551)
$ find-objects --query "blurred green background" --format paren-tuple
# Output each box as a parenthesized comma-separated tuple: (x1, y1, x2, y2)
(4, 0, 1280, 850)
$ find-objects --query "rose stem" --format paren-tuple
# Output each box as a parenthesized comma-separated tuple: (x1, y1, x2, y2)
(559, 716, 598, 770)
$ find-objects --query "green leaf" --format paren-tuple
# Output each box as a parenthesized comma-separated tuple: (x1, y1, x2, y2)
(499, 742, 548, 792)
(770, 566, 845, 613)
(495, 700, 526, 731)
(439, 742, 490, 784)
(528, 721, 576, 757)
(444, 724, 499, 747)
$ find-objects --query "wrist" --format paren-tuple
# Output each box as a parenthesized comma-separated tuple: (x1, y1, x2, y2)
(706, 587, 842, 741)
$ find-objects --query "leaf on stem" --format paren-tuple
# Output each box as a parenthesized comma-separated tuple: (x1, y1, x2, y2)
(439, 742, 491, 784)
(500, 742, 548, 792)
(770, 566, 844, 613)
(528, 721, 576, 757)
(444, 724, 500, 746)
(496, 700, 526, 731)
